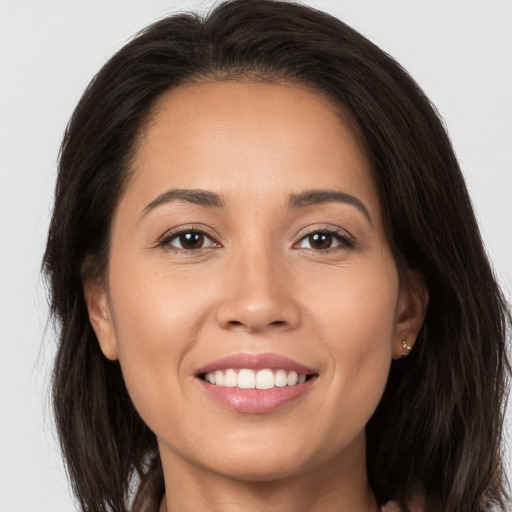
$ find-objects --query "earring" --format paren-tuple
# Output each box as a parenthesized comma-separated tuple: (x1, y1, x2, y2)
(401, 340, 412, 356)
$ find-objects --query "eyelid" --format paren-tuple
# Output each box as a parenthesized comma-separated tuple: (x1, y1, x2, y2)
(154, 223, 354, 253)
(155, 224, 221, 250)
(293, 225, 355, 251)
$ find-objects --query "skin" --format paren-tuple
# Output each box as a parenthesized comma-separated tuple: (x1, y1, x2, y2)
(86, 81, 427, 512)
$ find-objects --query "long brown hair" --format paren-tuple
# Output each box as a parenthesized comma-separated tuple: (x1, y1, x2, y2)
(43, 1, 510, 510)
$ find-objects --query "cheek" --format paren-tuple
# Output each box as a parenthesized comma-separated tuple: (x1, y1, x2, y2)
(106, 259, 214, 425)
(306, 257, 399, 347)
(305, 261, 398, 421)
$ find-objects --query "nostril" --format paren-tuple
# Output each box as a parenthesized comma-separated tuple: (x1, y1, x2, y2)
(224, 318, 288, 332)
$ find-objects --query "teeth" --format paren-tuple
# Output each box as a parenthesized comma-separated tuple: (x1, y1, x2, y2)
(238, 369, 256, 389)
(287, 371, 298, 386)
(224, 369, 238, 387)
(255, 369, 274, 389)
(203, 368, 310, 389)
(274, 369, 287, 387)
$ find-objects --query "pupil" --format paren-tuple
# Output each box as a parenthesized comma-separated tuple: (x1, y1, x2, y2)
(310, 233, 332, 249)
(180, 232, 203, 249)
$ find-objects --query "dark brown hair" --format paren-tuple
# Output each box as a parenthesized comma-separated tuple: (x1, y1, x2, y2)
(43, 1, 510, 511)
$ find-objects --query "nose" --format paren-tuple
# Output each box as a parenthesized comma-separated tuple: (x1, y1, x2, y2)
(215, 246, 301, 334)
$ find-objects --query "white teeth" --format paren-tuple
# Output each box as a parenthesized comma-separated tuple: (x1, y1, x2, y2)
(287, 371, 298, 386)
(274, 369, 287, 387)
(256, 369, 274, 389)
(214, 370, 224, 386)
(203, 368, 311, 389)
(224, 369, 238, 387)
(238, 369, 256, 389)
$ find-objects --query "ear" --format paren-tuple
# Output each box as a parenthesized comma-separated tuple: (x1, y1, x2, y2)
(83, 280, 119, 361)
(392, 272, 429, 360)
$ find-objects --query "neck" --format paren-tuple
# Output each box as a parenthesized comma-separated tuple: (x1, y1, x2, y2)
(158, 434, 378, 512)
(161, 488, 378, 512)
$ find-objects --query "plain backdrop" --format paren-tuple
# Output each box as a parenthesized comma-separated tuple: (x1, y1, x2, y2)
(1, 1, 511, 510)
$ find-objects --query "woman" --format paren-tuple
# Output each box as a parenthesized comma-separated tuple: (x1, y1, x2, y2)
(42, 1, 510, 511)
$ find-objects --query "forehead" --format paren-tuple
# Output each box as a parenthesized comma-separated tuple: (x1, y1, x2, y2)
(125, 80, 380, 220)
(141, 80, 365, 161)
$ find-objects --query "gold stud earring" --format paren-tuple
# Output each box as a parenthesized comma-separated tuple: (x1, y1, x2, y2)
(401, 340, 412, 356)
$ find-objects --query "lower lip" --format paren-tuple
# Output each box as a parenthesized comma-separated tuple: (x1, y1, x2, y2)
(197, 378, 316, 413)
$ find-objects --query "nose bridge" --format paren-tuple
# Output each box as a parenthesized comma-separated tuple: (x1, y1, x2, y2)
(238, 238, 278, 297)
(215, 236, 300, 332)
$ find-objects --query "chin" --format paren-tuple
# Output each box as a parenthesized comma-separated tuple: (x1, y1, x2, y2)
(211, 459, 307, 483)
(197, 441, 321, 483)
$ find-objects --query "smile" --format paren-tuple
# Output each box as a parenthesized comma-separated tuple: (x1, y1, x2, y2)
(195, 353, 318, 412)
(202, 368, 310, 389)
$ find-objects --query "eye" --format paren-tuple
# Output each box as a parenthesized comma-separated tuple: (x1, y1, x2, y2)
(158, 229, 219, 251)
(296, 229, 354, 251)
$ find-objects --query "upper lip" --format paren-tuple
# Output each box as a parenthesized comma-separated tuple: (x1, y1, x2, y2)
(195, 352, 316, 375)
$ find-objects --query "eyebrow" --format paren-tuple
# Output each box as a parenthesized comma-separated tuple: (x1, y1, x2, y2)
(139, 187, 372, 224)
(139, 188, 226, 220)
(287, 189, 372, 224)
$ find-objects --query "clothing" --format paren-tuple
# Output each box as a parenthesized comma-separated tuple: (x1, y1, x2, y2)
(382, 499, 424, 511)
(381, 501, 403, 511)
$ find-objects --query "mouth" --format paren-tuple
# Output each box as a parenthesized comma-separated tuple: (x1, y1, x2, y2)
(195, 353, 318, 413)
(198, 368, 316, 389)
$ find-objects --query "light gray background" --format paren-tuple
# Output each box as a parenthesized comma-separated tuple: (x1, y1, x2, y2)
(1, 1, 511, 510)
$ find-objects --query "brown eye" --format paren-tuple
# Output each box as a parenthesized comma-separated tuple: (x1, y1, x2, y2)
(307, 233, 333, 249)
(297, 230, 353, 251)
(178, 232, 204, 249)
(164, 231, 216, 250)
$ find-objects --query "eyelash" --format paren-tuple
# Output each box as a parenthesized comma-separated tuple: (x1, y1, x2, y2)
(295, 228, 355, 252)
(156, 227, 355, 253)
(156, 226, 219, 252)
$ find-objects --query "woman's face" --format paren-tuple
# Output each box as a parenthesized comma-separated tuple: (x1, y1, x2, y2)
(88, 81, 423, 482)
